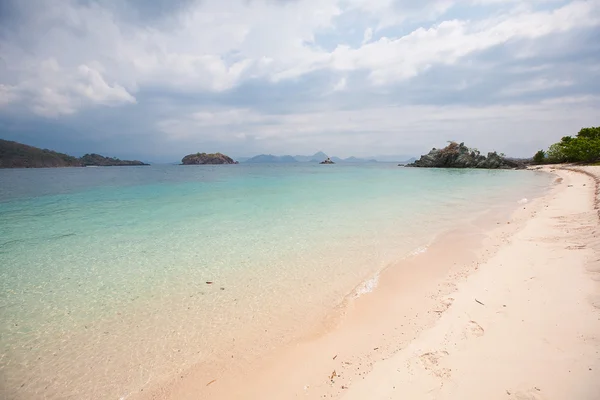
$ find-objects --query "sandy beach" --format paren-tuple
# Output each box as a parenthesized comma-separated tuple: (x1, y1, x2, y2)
(341, 167, 600, 400)
(137, 166, 600, 400)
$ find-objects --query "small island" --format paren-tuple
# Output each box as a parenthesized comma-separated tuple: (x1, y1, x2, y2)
(320, 157, 335, 164)
(407, 142, 522, 169)
(0, 139, 149, 168)
(181, 152, 238, 165)
(80, 153, 148, 166)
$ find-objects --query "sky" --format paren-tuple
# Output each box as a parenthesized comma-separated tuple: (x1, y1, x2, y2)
(0, 0, 599, 162)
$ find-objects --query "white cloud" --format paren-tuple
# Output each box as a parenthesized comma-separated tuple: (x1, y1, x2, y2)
(499, 78, 574, 96)
(0, 85, 20, 107)
(362, 28, 373, 45)
(3, 58, 136, 117)
(0, 0, 599, 161)
(75, 65, 136, 106)
(157, 95, 600, 157)
(332, 77, 348, 92)
(3, 0, 598, 114)
(325, 1, 600, 85)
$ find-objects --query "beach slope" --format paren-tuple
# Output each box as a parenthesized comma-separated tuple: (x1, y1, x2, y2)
(342, 167, 600, 400)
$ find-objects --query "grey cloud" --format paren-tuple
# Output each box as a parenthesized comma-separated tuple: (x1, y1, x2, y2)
(1, 0, 599, 161)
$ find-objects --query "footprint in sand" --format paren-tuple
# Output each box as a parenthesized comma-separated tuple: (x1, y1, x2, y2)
(466, 320, 485, 337)
(419, 351, 451, 378)
(509, 387, 544, 400)
(434, 298, 454, 314)
(590, 296, 600, 309)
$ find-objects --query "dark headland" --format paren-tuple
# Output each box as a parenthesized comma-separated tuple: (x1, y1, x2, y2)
(0, 139, 148, 168)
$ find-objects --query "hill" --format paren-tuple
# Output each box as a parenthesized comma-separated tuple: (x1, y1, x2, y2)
(294, 152, 329, 162)
(0, 139, 82, 168)
(244, 154, 298, 163)
(0, 139, 151, 168)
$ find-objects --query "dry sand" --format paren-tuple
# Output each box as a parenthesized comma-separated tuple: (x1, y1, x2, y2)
(139, 166, 600, 400)
(342, 166, 600, 400)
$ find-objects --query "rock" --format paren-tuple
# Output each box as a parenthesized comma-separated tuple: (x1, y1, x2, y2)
(320, 157, 335, 164)
(181, 152, 238, 165)
(407, 142, 524, 169)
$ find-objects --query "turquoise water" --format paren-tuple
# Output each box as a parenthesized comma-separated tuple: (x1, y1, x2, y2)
(0, 164, 552, 399)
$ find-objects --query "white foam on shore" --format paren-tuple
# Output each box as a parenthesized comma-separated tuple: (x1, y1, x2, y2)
(354, 273, 380, 298)
(409, 245, 429, 256)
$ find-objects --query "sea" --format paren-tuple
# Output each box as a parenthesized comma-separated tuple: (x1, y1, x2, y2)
(0, 163, 552, 399)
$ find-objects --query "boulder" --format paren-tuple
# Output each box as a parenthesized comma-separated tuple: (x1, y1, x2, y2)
(407, 142, 524, 169)
(181, 152, 238, 165)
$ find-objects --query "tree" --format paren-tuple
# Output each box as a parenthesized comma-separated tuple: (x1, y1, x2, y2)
(543, 126, 600, 164)
(577, 126, 600, 140)
(533, 150, 546, 164)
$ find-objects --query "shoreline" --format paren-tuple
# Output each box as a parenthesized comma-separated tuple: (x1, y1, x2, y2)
(340, 166, 600, 399)
(2, 168, 550, 400)
(134, 168, 570, 400)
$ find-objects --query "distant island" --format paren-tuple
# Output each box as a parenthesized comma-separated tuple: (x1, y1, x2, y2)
(332, 156, 377, 163)
(240, 152, 380, 163)
(181, 152, 238, 165)
(0, 139, 149, 168)
(320, 157, 335, 164)
(407, 142, 523, 169)
(293, 151, 330, 163)
(244, 154, 298, 163)
(80, 153, 148, 167)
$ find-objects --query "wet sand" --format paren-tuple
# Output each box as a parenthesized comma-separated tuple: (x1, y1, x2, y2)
(135, 167, 600, 400)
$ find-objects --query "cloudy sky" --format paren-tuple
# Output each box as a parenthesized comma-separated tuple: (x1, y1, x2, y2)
(0, 0, 599, 161)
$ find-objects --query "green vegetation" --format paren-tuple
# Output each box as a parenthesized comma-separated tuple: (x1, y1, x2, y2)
(1, 139, 149, 168)
(534, 126, 600, 164)
(533, 150, 546, 164)
(80, 153, 147, 166)
(0, 139, 82, 168)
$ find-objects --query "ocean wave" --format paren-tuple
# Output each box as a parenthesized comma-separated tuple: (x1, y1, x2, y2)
(354, 273, 380, 298)
(409, 245, 428, 256)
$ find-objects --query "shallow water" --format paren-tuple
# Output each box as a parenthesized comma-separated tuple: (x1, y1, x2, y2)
(0, 164, 552, 399)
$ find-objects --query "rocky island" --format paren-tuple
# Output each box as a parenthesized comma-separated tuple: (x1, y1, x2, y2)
(320, 157, 335, 164)
(407, 142, 523, 169)
(0, 139, 149, 168)
(181, 152, 238, 165)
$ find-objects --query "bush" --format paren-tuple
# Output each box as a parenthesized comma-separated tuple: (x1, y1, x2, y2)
(542, 126, 600, 164)
(533, 150, 546, 164)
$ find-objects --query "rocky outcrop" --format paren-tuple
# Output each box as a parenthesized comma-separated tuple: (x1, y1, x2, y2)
(80, 153, 148, 166)
(320, 157, 335, 164)
(407, 142, 523, 169)
(181, 152, 238, 165)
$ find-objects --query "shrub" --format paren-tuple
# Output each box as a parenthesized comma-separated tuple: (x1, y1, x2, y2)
(542, 126, 600, 164)
(533, 150, 546, 164)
